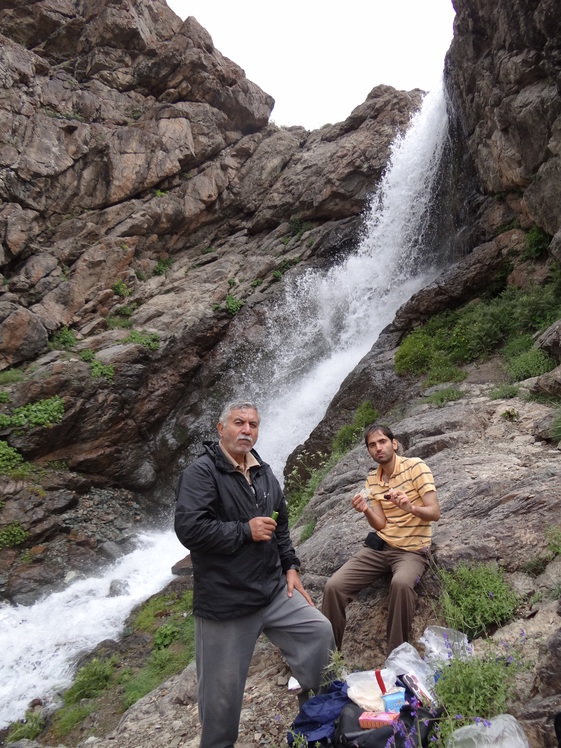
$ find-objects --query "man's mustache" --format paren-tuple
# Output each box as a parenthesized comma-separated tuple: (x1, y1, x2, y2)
(236, 435, 253, 444)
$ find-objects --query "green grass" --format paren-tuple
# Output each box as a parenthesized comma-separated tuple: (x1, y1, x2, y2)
(489, 384, 519, 400)
(6, 710, 45, 742)
(331, 401, 379, 454)
(299, 517, 317, 542)
(394, 278, 561, 386)
(423, 387, 463, 407)
(0, 369, 24, 385)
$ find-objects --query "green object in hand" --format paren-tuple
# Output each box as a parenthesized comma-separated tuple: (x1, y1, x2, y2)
(271, 511, 279, 521)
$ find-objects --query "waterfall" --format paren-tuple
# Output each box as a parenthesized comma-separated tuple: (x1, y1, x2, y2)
(243, 84, 450, 478)
(0, 83, 449, 729)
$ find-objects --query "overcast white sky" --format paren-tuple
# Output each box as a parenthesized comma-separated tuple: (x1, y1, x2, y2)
(165, 0, 456, 130)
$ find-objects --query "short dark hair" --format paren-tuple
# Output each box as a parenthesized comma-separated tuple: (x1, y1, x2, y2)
(218, 400, 260, 425)
(364, 423, 395, 446)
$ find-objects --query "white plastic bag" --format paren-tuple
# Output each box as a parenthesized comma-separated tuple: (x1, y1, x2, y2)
(445, 713, 530, 747)
(385, 641, 436, 688)
(345, 668, 397, 711)
(419, 625, 472, 671)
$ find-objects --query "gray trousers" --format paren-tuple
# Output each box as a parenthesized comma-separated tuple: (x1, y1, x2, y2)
(195, 586, 335, 748)
(322, 544, 428, 656)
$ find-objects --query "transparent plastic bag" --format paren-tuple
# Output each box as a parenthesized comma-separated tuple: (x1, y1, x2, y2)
(419, 625, 472, 672)
(445, 713, 530, 747)
(345, 667, 397, 711)
(385, 641, 436, 688)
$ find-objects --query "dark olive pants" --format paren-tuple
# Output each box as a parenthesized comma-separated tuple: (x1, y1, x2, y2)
(322, 544, 428, 656)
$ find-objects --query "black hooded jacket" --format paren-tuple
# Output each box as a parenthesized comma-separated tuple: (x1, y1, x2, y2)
(174, 441, 300, 620)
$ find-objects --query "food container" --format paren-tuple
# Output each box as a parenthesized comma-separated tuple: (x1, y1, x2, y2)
(359, 711, 400, 729)
(382, 688, 406, 712)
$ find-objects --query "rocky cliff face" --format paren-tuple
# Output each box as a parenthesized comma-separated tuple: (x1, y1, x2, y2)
(0, 0, 422, 601)
(1, 1, 561, 746)
(290, 0, 561, 469)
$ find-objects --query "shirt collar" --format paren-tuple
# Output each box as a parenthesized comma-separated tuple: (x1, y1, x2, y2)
(219, 441, 260, 480)
(377, 452, 402, 483)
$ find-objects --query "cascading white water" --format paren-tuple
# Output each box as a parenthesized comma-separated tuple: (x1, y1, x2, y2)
(0, 531, 185, 727)
(244, 84, 450, 478)
(0, 83, 449, 729)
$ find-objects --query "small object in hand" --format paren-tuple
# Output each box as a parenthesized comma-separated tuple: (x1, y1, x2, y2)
(384, 493, 392, 500)
(271, 511, 279, 521)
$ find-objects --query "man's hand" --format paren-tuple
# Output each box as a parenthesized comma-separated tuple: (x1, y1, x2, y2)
(351, 492, 368, 513)
(385, 489, 413, 512)
(286, 569, 314, 606)
(248, 516, 277, 541)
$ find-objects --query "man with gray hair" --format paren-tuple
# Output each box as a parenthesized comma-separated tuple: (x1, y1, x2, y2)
(175, 400, 335, 748)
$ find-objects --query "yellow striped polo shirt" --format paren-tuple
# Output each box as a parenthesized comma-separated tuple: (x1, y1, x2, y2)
(364, 454, 436, 552)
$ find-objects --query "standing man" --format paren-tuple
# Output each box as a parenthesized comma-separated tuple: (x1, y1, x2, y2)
(175, 400, 335, 748)
(322, 424, 440, 656)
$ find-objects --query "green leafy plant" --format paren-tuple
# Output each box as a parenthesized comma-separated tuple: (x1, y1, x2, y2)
(90, 360, 114, 383)
(0, 521, 30, 549)
(250, 278, 263, 287)
(0, 441, 24, 474)
(423, 387, 463, 407)
(80, 349, 95, 363)
(0, 396, 64, 429)
(432, 639, 525, 745)
(123, 330, 160, 350)
(0, 391, 10, 403)
(152, 188, 166, 197)
(227, 277, 237, 288)
(154, 257, 173, 276)
(521, 225, 550, 260)
(272, 269, 283, 281)
(437, 561, 519, 640)
(501, 408, 518, 421)
(225, 294, 244, 315)
(331, 401, 379, 454)
(112, 279, 131, 297)
(153, 623, 180, 649)
(49, 326, 77, 351)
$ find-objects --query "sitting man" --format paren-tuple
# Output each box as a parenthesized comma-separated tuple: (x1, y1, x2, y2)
(175, 399, 335, 748)
(322, 423, 440, 656)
